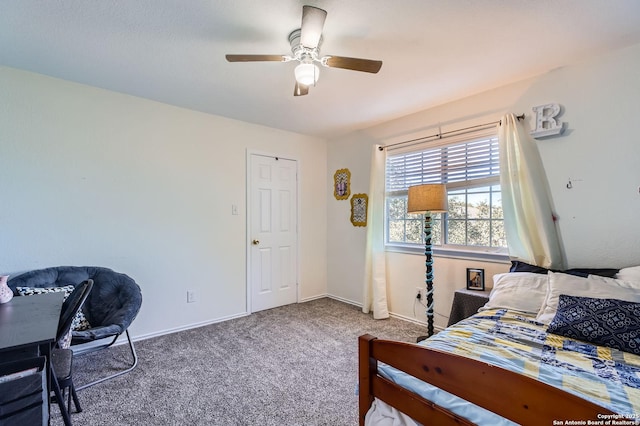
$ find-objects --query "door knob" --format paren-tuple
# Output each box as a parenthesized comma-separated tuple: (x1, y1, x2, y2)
(252, 239, 260, 245)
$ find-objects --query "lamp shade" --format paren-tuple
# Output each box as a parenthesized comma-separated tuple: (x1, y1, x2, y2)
(407, 184, 448, 213)
(294, 63, 319, 86)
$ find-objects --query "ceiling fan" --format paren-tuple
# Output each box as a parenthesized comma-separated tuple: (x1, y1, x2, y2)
(225, 5, 383, 96)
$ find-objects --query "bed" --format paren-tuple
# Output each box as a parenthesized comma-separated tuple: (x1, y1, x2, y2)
(359, 263, 640, 425)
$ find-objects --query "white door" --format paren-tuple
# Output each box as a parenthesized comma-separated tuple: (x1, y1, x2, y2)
(249, 154, 298, 312)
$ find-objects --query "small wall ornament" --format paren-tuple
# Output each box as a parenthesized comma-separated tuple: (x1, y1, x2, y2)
(333, 168, 351, 200)
(530, 103, 565, 138)
(350, 193, 368, 227)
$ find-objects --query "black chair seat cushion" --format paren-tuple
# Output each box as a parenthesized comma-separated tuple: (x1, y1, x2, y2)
(8, 266, 142, 343)
(51, 348, 73, 380)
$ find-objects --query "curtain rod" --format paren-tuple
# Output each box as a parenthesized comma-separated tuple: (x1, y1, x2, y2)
(378, 113, 525, 151)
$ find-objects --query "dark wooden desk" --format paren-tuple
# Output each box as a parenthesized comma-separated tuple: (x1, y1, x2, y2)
(0, 292, 64, 355)
(0, 292, 64, 425)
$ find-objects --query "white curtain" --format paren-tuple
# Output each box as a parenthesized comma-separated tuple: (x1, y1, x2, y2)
(362, 144, 390, 319)
(498, 113, 564, 269)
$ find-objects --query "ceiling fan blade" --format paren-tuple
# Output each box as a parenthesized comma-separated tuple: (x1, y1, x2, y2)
(225, 54, 286, 62)
(294, 82, 309, 96)
(300, 5, 327, 48)
(325, 56, 383, 73)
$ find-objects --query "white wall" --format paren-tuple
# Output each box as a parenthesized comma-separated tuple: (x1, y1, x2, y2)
(327, 43, 640, 330)
(0, 66, 328, 339)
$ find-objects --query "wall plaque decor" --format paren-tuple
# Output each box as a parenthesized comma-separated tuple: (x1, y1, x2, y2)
(350, 193, 368, 227)
(333, 168, 351, 200)
(530, 103, 565, 138)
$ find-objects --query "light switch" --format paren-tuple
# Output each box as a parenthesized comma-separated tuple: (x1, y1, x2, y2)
(232, 204, 238, 215)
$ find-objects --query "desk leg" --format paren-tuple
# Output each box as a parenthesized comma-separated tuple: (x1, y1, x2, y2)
(39, 342, 52, 426)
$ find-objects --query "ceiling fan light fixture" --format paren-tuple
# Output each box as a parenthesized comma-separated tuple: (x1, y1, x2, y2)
(294, 62, 319, 86)
(225, 5, 382, 96)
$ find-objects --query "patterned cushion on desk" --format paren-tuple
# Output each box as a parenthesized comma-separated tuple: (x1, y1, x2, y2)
(547, 294, 640, 355)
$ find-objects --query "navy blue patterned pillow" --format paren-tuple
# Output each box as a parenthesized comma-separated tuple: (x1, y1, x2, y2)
(547, 294, 640, 355)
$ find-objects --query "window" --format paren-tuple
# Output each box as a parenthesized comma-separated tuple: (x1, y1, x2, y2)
(385, 133, 507, 255)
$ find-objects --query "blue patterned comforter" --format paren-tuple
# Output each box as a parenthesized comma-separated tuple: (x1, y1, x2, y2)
(378, 309, 640, 424)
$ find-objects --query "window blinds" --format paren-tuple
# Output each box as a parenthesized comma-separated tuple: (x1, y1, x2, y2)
(385, 136, 499, 193)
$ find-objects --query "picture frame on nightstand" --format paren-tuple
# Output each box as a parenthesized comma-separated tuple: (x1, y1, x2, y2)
(466, 268, 485, 291)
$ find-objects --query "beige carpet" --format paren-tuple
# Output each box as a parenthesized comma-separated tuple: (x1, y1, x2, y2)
(52, 298, 426, 426)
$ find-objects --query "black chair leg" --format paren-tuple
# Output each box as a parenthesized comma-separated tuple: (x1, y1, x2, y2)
(71, 384, 83, 413)
(51, 369, 73, 426)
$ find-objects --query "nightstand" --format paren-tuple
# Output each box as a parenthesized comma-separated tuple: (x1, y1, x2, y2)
(447, 288, 491, 326)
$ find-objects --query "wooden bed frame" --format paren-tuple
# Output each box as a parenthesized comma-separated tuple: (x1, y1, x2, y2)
(358, 334, 616, 425)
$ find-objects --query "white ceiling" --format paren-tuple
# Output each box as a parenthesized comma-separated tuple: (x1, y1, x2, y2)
(2, 1, 640, 139)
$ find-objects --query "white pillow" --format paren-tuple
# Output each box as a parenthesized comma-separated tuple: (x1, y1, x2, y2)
(480, 272, 548, 314)
(616, 266, 640, 283)
(587, 273, 640, 290)
(536, 271, 640, 324)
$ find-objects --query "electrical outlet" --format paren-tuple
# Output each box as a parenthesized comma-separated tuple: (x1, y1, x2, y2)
(415, 287, 424, 300)
(187, 290, 196, 303)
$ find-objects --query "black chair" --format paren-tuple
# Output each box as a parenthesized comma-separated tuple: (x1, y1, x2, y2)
(50, 279, 93, 426)
(8, 266, 143, 390)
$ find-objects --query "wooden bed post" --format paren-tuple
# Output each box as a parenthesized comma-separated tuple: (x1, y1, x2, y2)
(358, 334, 376, 426)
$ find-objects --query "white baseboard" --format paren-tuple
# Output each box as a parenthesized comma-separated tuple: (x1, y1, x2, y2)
(299, 293, 329, 303)
(326, 294, 361, 307)
(114, 294, 443, 346)
(111, 311, 251, 346)
(388, 312, 445, 333)
(326, 294, 445, 333)
(136, 311, 250, 342)
(388, 311, 427, 326)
